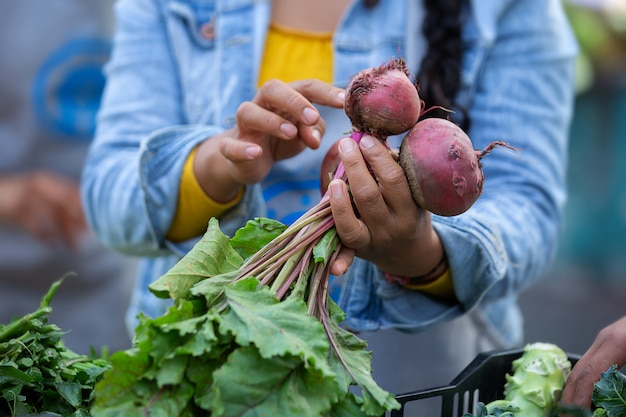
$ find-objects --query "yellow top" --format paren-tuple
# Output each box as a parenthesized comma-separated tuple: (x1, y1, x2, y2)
(400, 268, 455, 302)
(166, 146, 243, 242)
(167, 23, 455, 299)
(257, 23, 334, 85)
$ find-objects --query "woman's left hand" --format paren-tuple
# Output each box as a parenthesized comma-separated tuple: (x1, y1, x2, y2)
(328, 134, 445, 278)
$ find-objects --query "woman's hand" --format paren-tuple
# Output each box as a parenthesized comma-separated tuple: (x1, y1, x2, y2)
(328, 134, 445, 278)
(561, 315, 626, 409)
(194, 79, 345, 203)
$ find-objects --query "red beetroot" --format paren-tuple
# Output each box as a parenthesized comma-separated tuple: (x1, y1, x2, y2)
(344, 57, 424, 139)
(399, 117, 514, 216)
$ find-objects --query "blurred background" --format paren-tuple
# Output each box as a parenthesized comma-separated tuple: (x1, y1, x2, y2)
(520, 0, 626, 355)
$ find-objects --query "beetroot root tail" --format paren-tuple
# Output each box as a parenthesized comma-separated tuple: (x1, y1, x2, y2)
(476, 140, 520, 160)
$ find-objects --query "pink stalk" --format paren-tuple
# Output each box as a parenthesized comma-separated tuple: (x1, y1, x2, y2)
(231, 131, 367, 314)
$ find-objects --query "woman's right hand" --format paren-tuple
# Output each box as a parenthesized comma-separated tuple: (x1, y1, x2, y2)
(194, 78, 345, 203)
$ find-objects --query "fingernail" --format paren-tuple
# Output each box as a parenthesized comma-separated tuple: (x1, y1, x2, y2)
(337, 91, 346, 101)
(329, 181, 344, 198)
(303, 107, 318, 124)
(339, 137, 356, 153)
(312, 128, 321, 143)
(360, 135, 376, 150)
(280, 123, 297, 137)
(246, 146, 260, 158)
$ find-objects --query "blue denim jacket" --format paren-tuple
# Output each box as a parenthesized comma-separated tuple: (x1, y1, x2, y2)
(82, 0, 578, 346)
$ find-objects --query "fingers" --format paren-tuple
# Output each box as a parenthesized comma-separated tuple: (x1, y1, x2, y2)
(330, 246, 355, 276)
(357, 135, 414, 214)
(245, 78, 344, 149)
(237, 100, 309, 142)
(335, 135, 411, 238)
(288, 78, 345, 109)
(328, 178, 371, 249)
(219, 134, 263, 163)
(562, 316, 626, 408)
(562, 359, 601, 408)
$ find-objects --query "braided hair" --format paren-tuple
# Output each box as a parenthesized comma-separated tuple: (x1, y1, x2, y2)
(365, 0, 469, 130)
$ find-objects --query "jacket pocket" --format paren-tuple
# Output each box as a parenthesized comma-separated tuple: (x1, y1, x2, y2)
(168, 0, 217, 49)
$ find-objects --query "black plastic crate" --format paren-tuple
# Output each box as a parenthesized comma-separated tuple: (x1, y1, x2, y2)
(383, 347, 581, 417)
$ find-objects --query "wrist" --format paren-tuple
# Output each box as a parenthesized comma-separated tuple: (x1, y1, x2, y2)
(379, 224, 443, 274)
(384, 254, 449, 286)
(193, 140, 243, 203)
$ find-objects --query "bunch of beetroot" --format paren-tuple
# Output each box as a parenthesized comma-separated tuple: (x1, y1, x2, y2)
(91, 57, 510, 417)
(342, 57, 511, 216)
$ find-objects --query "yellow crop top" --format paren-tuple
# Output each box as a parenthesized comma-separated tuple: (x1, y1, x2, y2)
(166, 23, 455, 300)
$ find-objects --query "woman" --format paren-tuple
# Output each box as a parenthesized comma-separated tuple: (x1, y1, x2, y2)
(82, 0, 578, 412)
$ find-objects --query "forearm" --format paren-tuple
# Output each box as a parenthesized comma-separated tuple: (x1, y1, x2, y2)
(81, 126, 217, 255)
(82, 0, 233, 254)
(434, 189, 562, 307)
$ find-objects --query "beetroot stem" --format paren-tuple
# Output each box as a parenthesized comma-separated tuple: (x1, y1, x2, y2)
(307, 239, 339, 318)
(239, 214, 334, 282)
(317, 291, 360, 385)
(238, 199, 332, 273)
(231, 130, 364, 313)
(269, 245, 306, 297)
(275, 244, 315, 300)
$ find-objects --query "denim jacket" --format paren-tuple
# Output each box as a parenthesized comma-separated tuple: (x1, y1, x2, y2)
(82, 0, 578, 346)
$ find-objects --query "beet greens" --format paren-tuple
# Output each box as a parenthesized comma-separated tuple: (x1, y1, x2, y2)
(91, 218, 399, 416)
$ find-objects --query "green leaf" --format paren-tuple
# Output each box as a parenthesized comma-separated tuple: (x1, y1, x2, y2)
(327, 393, 365, 417)
(463, 402, 518, 417)
(55, 380, 83, 408)
(326, 302, 400, 416)
(313, 228, 339, 264)
(39, 276, 67, 309)
(91, 350, 151, 413)
(230, 217, 287, 259)
(92, 378, 195, 417)
(1, 390, 32, 417)
(0, 364, 38, 386)
(69, 409, 92, 417)
(592, 365, 626, 416)
(171, 316, 220, 358)
(189, 270, 239, 309)
(136, 308, 199, 365)
(211, 346, 342, 417)
(187, 353, 234, 411)
(155, 355, 188, 388)
(219, 277, 333, 375)
(149, 218, 244, 301)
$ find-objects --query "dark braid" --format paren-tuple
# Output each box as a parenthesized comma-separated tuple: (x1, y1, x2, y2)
(364, 0, 469, 131)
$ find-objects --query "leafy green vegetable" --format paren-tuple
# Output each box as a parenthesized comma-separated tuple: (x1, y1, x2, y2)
(463, 343, 574, 417)
(592, 365, 626, 417)
(461, 343, 626, 417)
(91, 218, 400, 417)
(0, 278, 112, 416)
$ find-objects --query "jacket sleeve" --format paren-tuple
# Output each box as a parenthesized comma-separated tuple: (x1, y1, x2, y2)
(81, 0, 264, 257)
(443, 0, 579, 306)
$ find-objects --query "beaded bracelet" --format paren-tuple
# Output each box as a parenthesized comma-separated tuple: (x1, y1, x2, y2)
(384, 255, 448, 287)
